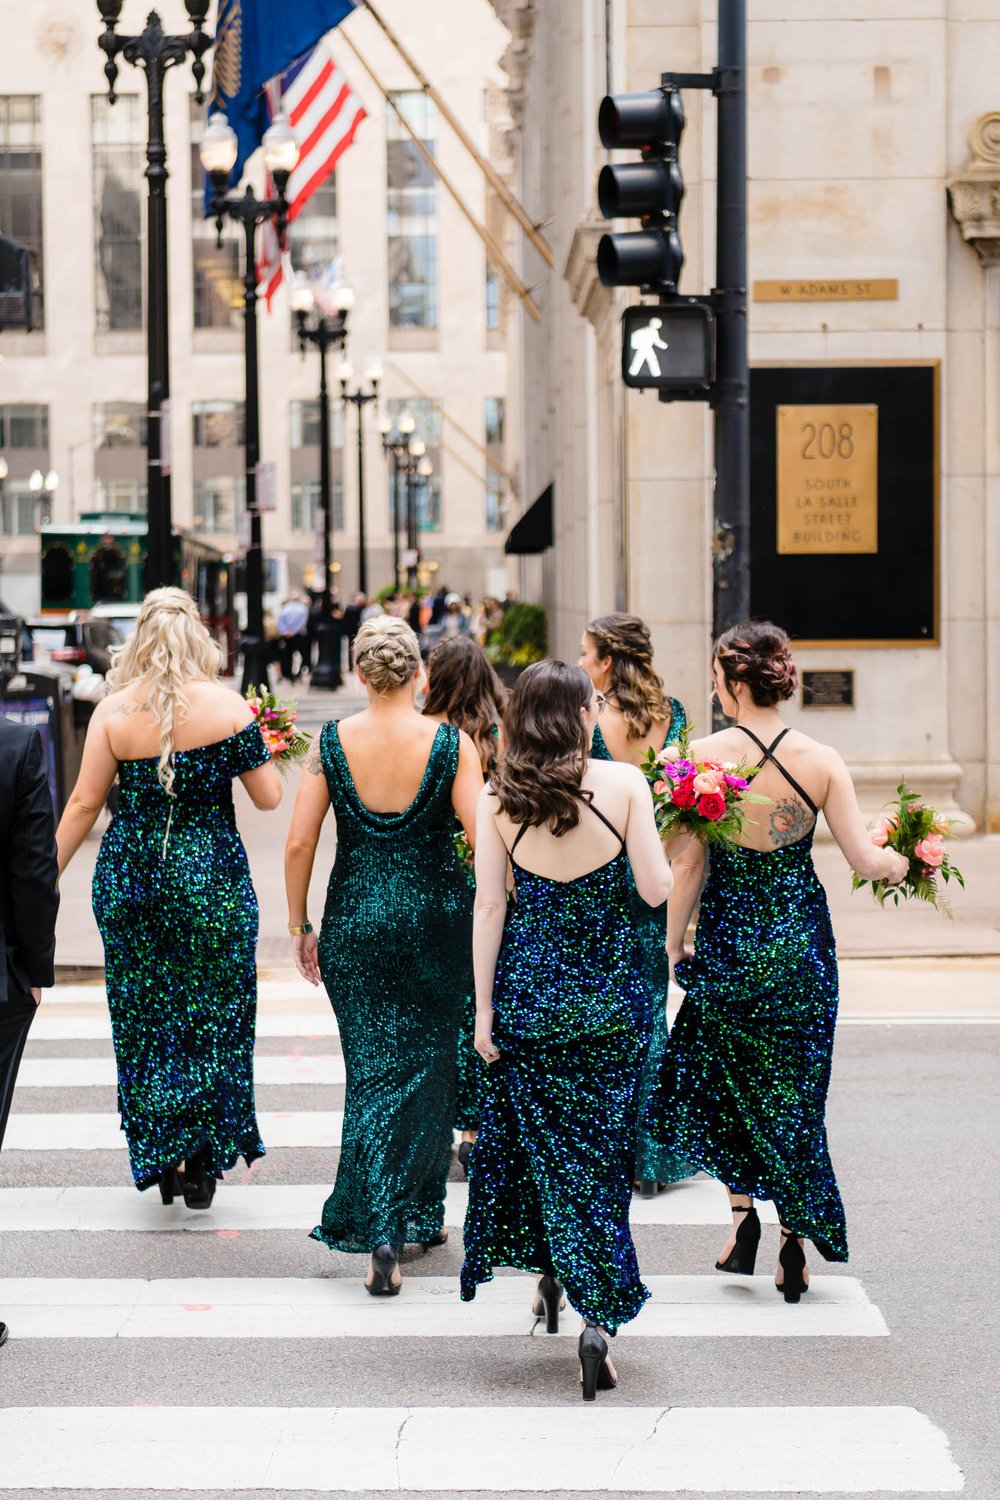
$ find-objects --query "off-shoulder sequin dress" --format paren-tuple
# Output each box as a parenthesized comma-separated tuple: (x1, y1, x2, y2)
(92, 721, 270, 1191)
(644, 729, 847, 1261)
(592, 708, 693, 1188)
(311, 720, 473, 1253)
(460, 804, 652, 1334)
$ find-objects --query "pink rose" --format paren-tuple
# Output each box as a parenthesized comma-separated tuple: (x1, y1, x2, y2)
(671, 776, 697, 810)
(693, 771, 723, 796)
(653, 779, 669, 795)
(914, 834, 945, 869)
(697, 791, 727, 821)
(869, 814, 899, 848)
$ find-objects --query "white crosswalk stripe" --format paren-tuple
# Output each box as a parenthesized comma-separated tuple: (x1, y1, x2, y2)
(28, 1011, 338, 1040)
(2, 1110, 347, 1151)
(0, 1404, 963, 1491)
(15, 1053, 346, 1087)
(0, 1274, 888, 1338)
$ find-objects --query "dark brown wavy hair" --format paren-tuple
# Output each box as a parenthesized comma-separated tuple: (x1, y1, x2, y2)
(585, 613, 669, 740)
(423, 636, 507, 771)
(490, 661, 593, 835)
(714, 621, 798, 707)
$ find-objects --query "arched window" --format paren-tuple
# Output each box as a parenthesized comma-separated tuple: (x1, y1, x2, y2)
(41, 543, 74, 605)
(90, 544, 127, 601)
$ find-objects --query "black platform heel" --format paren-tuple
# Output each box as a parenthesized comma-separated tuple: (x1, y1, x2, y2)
(715, 1200, 760, 1275)
(776, 1228, 809, 1303)
(457, 1140, 473, 1177)
(635, 1179, 660, 1199)
(532, 1275, 563, 1334)
(578, 1323, 617, 1403)
(158, 1166, 184, 1205)
(182, 1149, 216, 1211)
(366, 1243, 401, 1297)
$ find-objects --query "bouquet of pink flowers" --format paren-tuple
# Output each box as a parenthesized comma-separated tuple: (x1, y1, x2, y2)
(245, 684, 311, 771)
(640, 731, 769, 846)
(852, 782, 965, 912)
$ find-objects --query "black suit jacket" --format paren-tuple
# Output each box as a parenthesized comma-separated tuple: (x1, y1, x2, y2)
(0, 719, 59, 1002)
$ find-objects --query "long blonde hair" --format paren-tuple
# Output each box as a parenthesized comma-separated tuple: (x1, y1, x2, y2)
(106, 587, 224, 794)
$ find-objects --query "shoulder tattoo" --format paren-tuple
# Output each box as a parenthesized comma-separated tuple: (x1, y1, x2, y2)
(111, 701, 152, 716)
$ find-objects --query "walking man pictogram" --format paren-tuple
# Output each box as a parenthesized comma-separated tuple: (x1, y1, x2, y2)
(628, 317, 669, 378)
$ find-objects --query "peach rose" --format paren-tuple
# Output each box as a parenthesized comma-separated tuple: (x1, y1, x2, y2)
(693, 770, 723, 796)
(914, 834, 945, 869)
(658, 743, 682, 764)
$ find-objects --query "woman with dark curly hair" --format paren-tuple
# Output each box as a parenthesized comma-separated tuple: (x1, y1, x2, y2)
(579, 612, 690, 1196)
(645, 622, 907, 1301)
(423, 635, 507, 1169)
(460, 661, 672, 1402)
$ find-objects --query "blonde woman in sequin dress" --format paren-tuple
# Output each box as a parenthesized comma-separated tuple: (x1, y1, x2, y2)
(57, 588, 282, 1209)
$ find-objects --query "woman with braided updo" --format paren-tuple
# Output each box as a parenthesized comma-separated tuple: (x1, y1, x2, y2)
(284, 615, 483, 1296)
(645, 622, 907, 1300)
(579, 613, 691, 1197)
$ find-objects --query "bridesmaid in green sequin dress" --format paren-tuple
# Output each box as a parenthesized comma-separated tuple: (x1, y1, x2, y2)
(285, 617, 482, 1295)
(422, 636, 507, 1175)
(645, 623, 907, 1299)
(580, 614, 694, 1196)
(56, 589, 282, 1207)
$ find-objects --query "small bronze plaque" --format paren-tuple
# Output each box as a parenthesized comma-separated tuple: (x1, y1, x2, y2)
(777, 403, 878, 555)
(801, 669, 855, 709)
(754, 279, 898, 303)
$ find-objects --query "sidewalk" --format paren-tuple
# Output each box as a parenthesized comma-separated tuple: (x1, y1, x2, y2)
(55, 679, 1000, 978)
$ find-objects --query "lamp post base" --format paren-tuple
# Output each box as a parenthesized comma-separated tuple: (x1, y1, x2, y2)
(311, 620, 343, 691)
(240, 635, 271, 696)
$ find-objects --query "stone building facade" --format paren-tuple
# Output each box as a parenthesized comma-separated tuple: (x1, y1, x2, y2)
(493, 0, 1000, 832)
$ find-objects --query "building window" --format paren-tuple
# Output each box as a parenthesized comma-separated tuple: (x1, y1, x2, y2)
(288, 180, 340, 302)
(387, 93, 438, 329)
(193, 401, 245, 449)
(191, 100, 242, 331)
(386, 397, 441, 532)
(486, 258, 500, 332)
(91, 96, 143, 332)
(0, 484, 36, 536)
(192, 400, 245, 533)
(0, 401, 49, 534)
(92, 402, 147, 513)
(290, 398, 344, 533)
(193, 476, 244, 535)
(485, 396, 505, 532)
(0, 402, 48, 450)
(0, 97, 43, 329)
(291, 477, 344, 535)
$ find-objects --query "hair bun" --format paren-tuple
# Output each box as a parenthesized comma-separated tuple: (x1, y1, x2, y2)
(714, 621, 798, 707)
(353, 615, 421, 694)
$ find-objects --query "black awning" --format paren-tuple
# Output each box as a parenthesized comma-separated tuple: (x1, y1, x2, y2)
(505, 483, 553, 555)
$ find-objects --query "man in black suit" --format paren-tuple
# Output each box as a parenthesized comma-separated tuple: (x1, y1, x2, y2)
(0, 718, 59, 1349)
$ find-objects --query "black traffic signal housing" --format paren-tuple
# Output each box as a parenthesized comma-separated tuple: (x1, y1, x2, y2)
(597, 88, 685, 294)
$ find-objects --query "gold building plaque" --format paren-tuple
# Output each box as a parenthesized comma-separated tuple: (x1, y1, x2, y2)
(776, 404, 879, 555)
(754, 279, 898, 302)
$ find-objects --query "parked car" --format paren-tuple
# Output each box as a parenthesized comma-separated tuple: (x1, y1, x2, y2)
(89, 601, 142, 640)
(22, 616, 124, 678)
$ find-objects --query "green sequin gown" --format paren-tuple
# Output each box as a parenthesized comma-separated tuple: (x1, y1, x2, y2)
(92, 721, 270, 1191)
(311, 720, 474, 1253)
(453, 724, 498, 1134)
(591, 709, 694, 1186)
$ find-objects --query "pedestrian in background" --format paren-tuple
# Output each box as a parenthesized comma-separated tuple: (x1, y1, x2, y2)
(461, 662, 672, 1401)
(276, 594, 311, 682)
(56, 588, 282, 1210)
(0, 715, 59, 1350)
(423, 635, 507, 1174)
(285, 616, 481, 1296)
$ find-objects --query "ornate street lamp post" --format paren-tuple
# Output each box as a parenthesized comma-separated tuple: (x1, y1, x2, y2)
(201, 112, 298, 694)
(96, 2, 213, 592)
(339, 357, 383, 598)
(380, 412, 416, 592)
(290, 276, 355, 690)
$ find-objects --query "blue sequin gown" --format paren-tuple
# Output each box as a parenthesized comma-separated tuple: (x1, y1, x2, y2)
(311, 721, 473, 1253)
(460, 806, 652, 1334)
(592, 709, 694, 1187)
(92, 721, 270, 1191)
(644, 739, 847, 1261)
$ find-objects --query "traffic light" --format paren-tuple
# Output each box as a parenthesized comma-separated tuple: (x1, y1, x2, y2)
(596, 88, 685, 293)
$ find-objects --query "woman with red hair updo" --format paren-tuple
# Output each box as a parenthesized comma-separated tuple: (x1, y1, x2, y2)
(644, 622, 907, 1301)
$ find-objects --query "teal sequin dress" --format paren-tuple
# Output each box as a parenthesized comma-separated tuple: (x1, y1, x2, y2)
(311, 721, 473, 1253)
(643, 728, 847, 1261)
(92, 721, 270, 1191)
(453, 724, 499, 1134)
(592, 708, 694, 1187)
(460, 802, 652, 1335)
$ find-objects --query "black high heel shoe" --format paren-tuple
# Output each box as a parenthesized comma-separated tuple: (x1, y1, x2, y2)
(715, 1200, 760, 1275)
(366, 1243, 401, 1297)
(776, 1228, 809, 1303)
(158, 1166, 184, 1206)
(578, 1323, 617, 1403)
(457, 1140, 474, 1177)
(531, 1275, 563, 1334)
(635, 1179, 661, 1199)
(182, 1149, 216, 1211)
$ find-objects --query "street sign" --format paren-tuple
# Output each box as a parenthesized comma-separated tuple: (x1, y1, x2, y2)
(621, 302, 715, 393)
(255, 461, 277, 512)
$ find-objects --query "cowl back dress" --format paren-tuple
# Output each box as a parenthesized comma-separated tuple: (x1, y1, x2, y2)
(644, 727, 847, 1261)
(92, 720, 270, 1191)
(311, 719, 473, 1253)
(460, 800, 653, 1335)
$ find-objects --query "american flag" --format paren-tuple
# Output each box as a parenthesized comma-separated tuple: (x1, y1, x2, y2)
(257, 45, 367, 307)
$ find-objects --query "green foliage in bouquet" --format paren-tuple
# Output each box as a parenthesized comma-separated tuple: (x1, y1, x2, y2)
(638, 725, 770, 848)
(852, 782, 965, 913)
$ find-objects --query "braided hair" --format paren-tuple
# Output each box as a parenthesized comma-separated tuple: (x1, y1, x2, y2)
(585, 613, 669, 740)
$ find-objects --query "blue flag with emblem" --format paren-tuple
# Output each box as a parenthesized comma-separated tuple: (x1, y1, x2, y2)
(208, 0, 358, 195)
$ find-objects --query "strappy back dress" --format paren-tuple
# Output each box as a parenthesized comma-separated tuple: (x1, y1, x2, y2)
(644, 727, 848, 1261)
(460, 798, 653, 1334)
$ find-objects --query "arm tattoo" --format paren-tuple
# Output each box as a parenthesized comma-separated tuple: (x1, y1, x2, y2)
(305, 742, 324, 776)
(770, 797, 813, 847)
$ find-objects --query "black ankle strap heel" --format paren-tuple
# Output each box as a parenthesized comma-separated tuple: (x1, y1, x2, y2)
(716, 1201, 760, 1276)
(532, 1275, 563, 1334)
(366, 1243, 400, 1297)
(578, 1323, 616, 1403)
(777, 1228, 809, 1302)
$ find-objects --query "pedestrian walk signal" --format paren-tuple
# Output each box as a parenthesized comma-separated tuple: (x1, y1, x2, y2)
(597, 88, 685, 293)
(621, 303, 715, 393)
